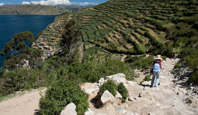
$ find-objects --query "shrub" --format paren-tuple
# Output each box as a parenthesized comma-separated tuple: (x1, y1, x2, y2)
(0, 69, 45, 96)
(125, 56, 154, 70)
(118, 83, 128, 102)
(39, 80, 88, 115)
(99, 80, 117, 96)
(144, 75, 151, 81)
(66, 57, 135, 82)
(189, 70, 198, 85)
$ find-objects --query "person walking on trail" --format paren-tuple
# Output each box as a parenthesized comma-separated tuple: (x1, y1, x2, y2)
(151, 55, 162, 88)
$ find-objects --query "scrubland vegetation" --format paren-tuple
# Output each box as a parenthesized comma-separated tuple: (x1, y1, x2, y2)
(0, 0, 197, 114)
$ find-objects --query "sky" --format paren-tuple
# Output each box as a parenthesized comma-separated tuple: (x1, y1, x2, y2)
(0, 0, 108, 6)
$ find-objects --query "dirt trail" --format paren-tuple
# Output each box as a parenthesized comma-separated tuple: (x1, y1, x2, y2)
(89, 58, 198, 115)
(125, 58, 198, 115)
(0, 58, 197, 115)
(0, 89, 46, 115)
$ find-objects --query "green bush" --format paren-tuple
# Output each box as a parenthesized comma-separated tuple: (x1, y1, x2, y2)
(144, 75, 151, 81)
(125, 56, 154, 70)
(66, 57, 135, 82)
(0, 69, 46, 96)
(99, 80, 117, 96)
(39, 80, 88, 115)
(118, 83, 128, 102)
(189, 70, 198, 85)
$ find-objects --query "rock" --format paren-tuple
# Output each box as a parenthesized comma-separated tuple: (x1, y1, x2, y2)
(60, 103, 77, 115)
(141, 81, 151, 86)
(106, 73, 127, 84)
(138, 93, 142, 98)
(81, 83, 99, 96)
(84, 108, 94, 115)
(99, 78, 107, 86)
(101, 90, 115, 104)
(115, 91, 122, 99)
(128, 96, 134, 101)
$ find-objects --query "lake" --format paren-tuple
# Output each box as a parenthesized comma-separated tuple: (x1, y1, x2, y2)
(0, 15, 57, 67)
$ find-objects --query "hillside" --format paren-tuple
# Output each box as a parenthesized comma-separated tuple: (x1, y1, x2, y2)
(34, 0, 198, 55)
(0, 5, 60, 15)
(74, 0, 197, 55)
(33, 0, 198, 83)
(0, 0, 198, 114)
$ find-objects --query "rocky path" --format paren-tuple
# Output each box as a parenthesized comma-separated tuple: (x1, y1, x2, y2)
(0, 58, 198, 115)
(87, 58, 198, 115)
(0, 89, 46, 115)
(124, 58, 198, 115)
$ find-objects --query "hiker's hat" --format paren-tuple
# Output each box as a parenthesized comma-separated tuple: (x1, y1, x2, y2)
(154, 55, 162, 60)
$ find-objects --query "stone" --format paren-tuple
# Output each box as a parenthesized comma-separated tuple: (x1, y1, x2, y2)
(84, 108, 94, 115)
(81, 83, 99, 96)
(106, 73, 127, 84)
(138, 93, 142, 98)
(101, 90, 115, 104)
(115, 91, 122, 99)
(99, 78, 106, 86)
(128, 96, 134, 101)
(60, 103, 77, 115)
(141, 81, 151, 86)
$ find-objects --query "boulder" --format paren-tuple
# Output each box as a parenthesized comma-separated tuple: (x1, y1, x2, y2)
(60, 103, 77, 115)
(101, 90, 115, 104)
(141, 81, 151, 86)
(84, 108, 94, 115)
(106, 73, 127, 84)
(81, 83, 99, 96)
(115, 91, 122, 99)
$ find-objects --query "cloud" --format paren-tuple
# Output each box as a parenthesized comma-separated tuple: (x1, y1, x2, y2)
(0, 3, 4, 6)
(22, 1, 31, 5)
(22, 0, 71, 5)
(78, 2, 97, 6)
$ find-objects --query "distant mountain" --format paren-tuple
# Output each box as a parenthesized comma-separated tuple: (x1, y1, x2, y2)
(55, 4, 94, 11)
(0, 5, 60, 15)
(0, 4, 92, 15)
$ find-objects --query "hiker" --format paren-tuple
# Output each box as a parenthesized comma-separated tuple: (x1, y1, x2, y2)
(151, 55, 162, 88)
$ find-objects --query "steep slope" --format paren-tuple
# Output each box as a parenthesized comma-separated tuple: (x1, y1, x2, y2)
(35, 0, 198, 56)
(1, 59, 197, 115)
(74, 0, 197, 55)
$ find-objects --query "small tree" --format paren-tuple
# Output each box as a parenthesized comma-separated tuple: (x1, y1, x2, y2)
(0, 31, 41, 69)
(1, 31, 34, 56)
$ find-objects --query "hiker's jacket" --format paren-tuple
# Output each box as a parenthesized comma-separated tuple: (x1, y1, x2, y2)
(153, 63, 160, 72)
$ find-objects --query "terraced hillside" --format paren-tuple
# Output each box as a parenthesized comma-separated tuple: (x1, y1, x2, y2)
(34, 0, 198, 83)
(73, 0, 197, 55)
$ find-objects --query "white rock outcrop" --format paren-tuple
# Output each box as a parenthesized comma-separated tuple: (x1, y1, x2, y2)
(84, 108, 94, 115)
(106, 73, 127, 84)
(60, 103, 77, 115)
(101, 90, 115, 104)
(99, 78, 107, 86)
(115, 91, 122, 99)
(81, 83, 99, 96)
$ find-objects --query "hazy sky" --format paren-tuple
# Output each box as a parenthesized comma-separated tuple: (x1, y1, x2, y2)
(0, 0, 108, 5)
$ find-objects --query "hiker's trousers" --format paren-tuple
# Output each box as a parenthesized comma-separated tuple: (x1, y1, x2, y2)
(151, 71, 160, 87)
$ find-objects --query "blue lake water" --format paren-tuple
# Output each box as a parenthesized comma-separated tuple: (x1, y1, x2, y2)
(0, 15, 57, 67)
